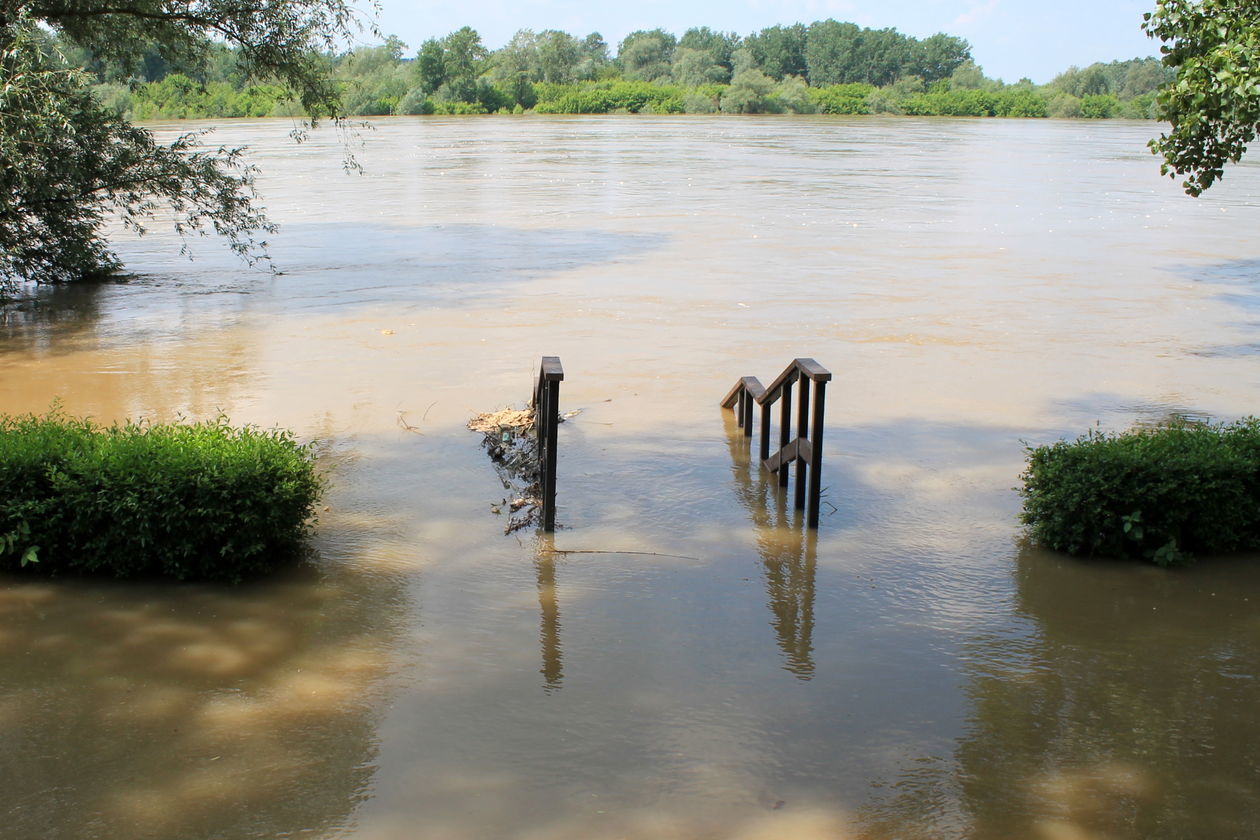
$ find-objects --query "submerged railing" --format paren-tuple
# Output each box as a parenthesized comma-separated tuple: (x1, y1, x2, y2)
(532, 356, 564, 532)
(721, 358, 831, 528)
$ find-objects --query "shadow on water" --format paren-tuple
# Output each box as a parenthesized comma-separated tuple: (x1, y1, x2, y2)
(1175, 258, 1260, 358)
(721, 411, 818, 680)
(112, 222, 668, 312)
(0, 449, 416, 840)
(1042, 393, 1218, 432)
(0, 222, 667, 362)
(861, 543, 1260, 840)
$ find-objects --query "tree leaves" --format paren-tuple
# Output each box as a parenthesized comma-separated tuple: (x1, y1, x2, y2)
(1, 0, 366, 285)
(1145, 0, 1260, 195)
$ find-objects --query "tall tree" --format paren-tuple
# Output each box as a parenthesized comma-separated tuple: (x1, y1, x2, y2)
(1144, 0, 1260, 195)
(678, 26, 738, 72)
(618, 28, 675, 82)
(536, 29, 581, 84)
(908, 33, 971, 84)
(805, 19, 862, 86)
(579, 31, 609, 77)
(745, 23, 808, 80)
(439, 26, 486, 88)
(413, 37, 446, 94)
(1, 0, 363, 286)
(672, 47, 727, 86)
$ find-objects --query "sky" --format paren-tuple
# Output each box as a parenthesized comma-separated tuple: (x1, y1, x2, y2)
(372, 0, 1162, 84)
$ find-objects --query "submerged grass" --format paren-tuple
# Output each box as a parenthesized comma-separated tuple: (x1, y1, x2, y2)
(0, 410, 322, 582)
(1020, 418, 1260, 566)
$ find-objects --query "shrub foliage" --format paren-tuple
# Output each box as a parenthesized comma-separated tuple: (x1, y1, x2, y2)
(1020, 418, 1260, 566)
(0, 412, 322, 581)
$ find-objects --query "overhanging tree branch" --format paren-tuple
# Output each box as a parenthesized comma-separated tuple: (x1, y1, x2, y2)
(1, 0, 369, 289)
(1144, 0, 1260, 195)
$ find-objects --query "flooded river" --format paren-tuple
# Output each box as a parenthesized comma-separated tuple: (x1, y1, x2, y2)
(2, 116, 1259, 839)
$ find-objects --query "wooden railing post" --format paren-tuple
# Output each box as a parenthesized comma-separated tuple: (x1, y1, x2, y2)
(795, 374, 810, 513)
(779, 376, 793, 488)
(759, 400, 772, 463)
(808, 379, 826, 528)
(535, 356, 564, 533)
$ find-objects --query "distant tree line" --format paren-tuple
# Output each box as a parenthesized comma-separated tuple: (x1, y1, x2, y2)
(42, 21, 1171, 120)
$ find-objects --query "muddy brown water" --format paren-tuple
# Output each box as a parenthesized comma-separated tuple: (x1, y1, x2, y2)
(2, 116, 1259, 839)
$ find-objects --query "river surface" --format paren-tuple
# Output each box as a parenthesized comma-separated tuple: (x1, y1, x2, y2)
(2, 116, 1260, 839)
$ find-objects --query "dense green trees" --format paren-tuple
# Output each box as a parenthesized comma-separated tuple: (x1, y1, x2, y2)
(744, 24, 808, 80)
(56, 19, 1178, 125)
(72, 16, 1183, 126)
(1043, 57, 1171, 119)
(619, 28, 676, 82)
(1143, 0, 1260, 195)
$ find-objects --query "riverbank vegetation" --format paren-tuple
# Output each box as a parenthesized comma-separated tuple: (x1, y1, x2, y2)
(1020, 418, 1260, 566)
(0, 412, 323, 582)
(49, 22, 1170, 121)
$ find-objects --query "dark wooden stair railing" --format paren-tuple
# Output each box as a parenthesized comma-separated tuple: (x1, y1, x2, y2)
(721, 358, 831, 528)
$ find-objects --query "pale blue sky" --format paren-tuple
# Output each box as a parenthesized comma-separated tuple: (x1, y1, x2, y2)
(372, 0, 1162, 84)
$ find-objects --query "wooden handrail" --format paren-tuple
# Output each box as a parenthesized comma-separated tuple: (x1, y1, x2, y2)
(721, 358, 830, 528)
(758, 357, 831, 406)
(721, 376, 764, 408)
(539, 356, 564, 383)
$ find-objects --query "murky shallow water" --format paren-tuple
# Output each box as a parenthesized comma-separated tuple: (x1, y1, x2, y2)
(3, 116, 1260, 839)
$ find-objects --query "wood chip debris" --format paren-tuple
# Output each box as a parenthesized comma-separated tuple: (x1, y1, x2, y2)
(468, 407, 545, 533)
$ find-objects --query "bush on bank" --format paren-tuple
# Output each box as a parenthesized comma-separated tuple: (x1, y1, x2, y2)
(1019, 418, 1260, 566)
(0, 412, 323, 582)
(98, 76, 1159, 121)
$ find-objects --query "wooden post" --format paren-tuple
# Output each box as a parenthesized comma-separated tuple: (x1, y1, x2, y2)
(759, 399, 771, 464)
(538, 356, 564, 533)
(808, 379, 826, 528)
(779, 377, 793, 488)
(795, 375, 810, 512)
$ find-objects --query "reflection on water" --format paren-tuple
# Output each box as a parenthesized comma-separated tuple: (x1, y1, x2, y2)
(957, 547, 1260, 840)
(724, 412, 818, 679)
(862, 546, 1260, 840)
(2, 116, 1260, 839)
(536, 538, 564, 692)
(0, 280, 109, 357)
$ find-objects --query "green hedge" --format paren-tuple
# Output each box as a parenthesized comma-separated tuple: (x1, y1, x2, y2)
(0, 412, 323, 581)
(1019, 419, 1260, 566)
(808, 83, 873, 114)
(901, 88, 1048, 117)
(534, 80, 686, 114)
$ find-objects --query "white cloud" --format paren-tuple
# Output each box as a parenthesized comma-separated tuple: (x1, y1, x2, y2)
(954, 0, 1000, 27)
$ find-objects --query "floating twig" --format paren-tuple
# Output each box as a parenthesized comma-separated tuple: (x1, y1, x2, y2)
(541, 549, 702, 562)
(397, 410, 424, 434)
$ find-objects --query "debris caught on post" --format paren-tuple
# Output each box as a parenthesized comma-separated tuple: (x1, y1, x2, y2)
(468, 407, 543, 533)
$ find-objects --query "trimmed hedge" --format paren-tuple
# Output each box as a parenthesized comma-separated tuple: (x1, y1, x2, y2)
(0, 412, 322, 581)
(1019, 418, 1260, 566)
